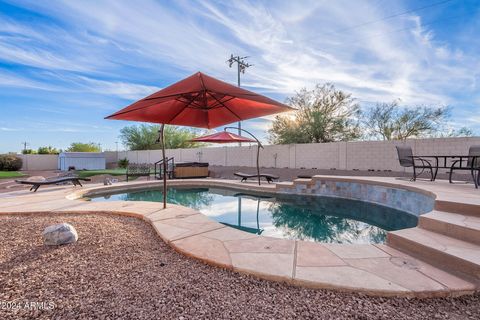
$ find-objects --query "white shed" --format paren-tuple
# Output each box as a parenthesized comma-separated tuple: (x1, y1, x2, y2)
(58, 152, 106, 171)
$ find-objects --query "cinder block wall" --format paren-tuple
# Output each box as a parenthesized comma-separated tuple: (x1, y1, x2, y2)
(17, 137, 480, 171)
(110, 137, 479, 171)
(17, 154, 59, 171)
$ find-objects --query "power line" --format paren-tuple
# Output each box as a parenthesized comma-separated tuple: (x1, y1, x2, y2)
(334, 0, 453, 34)
(305, 0, 454, 41)
(333, 12, 466, 48)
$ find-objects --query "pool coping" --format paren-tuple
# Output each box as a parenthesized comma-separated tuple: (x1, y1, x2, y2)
(1, 176, 479, 298)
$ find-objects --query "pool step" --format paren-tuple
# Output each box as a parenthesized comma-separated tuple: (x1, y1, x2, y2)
(434, 201, 480, 218)
(388, 227, 480, 280)
(419, 211, 480, 245)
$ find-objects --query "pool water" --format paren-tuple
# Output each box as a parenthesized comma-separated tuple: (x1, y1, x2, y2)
(91, 187, 418, 244)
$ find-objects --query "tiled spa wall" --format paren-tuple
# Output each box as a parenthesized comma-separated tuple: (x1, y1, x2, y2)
(276, 178, 435, 216)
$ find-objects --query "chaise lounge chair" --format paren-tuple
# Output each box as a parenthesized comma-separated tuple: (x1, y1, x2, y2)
(234, 172, 279, 183)
(15, 176, 91, 192)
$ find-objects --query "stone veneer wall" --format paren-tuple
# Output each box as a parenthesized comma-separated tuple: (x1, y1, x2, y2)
(276, 178, 435, 216)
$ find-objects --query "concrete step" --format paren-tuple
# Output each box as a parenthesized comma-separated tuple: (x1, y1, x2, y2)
(419, 211, 480, 245)
(388, 227, 480, 280)
(435, 201, 480, 218)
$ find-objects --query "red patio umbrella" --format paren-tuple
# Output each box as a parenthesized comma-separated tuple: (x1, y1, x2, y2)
(191, 129, 264, 185)
(106, 72, 292, 208)
(190, 131, 256, 144)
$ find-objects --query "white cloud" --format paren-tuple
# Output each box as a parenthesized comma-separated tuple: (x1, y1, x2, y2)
(0, 71, 59, 91)
(0, 127, 20, 131)
(71, 76, 161, 100)
(1, 0, 479, 136)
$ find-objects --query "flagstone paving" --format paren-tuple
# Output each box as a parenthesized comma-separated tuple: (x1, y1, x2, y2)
(0, 177, 479, 298)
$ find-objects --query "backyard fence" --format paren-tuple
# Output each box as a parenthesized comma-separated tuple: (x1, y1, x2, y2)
(17, 154, 58, 171)
(105, 137, 480, 172)
(17, 137, 480, 172)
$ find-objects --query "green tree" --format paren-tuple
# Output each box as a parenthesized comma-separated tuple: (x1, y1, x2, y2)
(67, 142, 101, 152)
(362, 101, 454, 140)
(119, 124, 200, 150)
(268, 83, 360, 144)
(37, 146, 59, 154)
(21, 149, 36, 154)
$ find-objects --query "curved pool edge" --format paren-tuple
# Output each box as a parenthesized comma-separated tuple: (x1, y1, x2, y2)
(74, 177, 437, 216)
(1, 177, 478, 298)
(64, 178, 478, 298)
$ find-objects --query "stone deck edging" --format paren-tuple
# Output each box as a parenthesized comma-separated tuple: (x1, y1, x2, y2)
(1, 178, 479, 298)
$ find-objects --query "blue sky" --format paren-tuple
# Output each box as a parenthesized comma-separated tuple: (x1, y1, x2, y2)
(0, 0, 479, 153)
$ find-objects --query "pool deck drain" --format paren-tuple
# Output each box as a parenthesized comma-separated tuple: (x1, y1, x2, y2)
(0, 177, 479, 298)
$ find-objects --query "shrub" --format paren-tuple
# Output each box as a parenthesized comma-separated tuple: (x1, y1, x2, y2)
(37, 146, 59, 154)
(117, 158, 129, 169)
(0, 155, 23, 171)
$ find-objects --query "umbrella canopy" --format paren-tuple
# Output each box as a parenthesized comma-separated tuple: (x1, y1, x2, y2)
(105, 72, 292, 128)
(190, 131, 256, 144)
(192, 127, 264, 185)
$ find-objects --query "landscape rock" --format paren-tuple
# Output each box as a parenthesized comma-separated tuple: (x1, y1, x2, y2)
(1, 214, 478, 320)
(42, 223, 78, 246)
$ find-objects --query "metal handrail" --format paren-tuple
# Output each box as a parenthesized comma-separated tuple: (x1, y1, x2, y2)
(154, 157, 175, 179)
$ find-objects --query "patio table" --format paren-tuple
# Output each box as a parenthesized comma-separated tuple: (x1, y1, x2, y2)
(411, 155, 480, 187)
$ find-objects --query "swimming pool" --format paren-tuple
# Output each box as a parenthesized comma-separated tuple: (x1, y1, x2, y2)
(91, 187, 418, 244)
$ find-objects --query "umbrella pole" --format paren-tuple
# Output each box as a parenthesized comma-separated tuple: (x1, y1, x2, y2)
(257, 144, 260, 186)
(160, 124, 167, 209)
(224, 126, 263, 186)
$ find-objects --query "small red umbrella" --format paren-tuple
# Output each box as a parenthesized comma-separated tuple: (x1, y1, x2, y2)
(191, 129, 264, 185)
(106, 72, 292, 208)
(190, 131, 256, 144)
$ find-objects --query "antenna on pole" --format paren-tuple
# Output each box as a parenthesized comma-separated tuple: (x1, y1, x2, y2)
(227, 54, 253, 145)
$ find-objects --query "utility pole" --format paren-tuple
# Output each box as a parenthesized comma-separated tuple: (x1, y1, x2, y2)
(227, 54, 252, 145)
(21, 141, 29, 154)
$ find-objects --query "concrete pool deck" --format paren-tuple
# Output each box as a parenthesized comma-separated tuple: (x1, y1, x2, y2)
(0, 176, 479, 297)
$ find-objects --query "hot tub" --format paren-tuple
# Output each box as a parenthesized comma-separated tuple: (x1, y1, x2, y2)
(174, 162, 209, 178)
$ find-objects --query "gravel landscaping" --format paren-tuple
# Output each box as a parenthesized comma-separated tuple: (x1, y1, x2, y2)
(0, 213, 478, 320)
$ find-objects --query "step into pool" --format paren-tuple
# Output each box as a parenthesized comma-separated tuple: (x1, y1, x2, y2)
(91, 187, 418, 244)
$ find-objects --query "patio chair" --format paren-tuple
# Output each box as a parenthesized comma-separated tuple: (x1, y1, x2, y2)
(395, 146, 434, 181)
(449, 145, 480, 189)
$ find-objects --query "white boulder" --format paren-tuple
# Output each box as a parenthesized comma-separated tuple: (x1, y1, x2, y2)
(42, 223, 78, 246)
